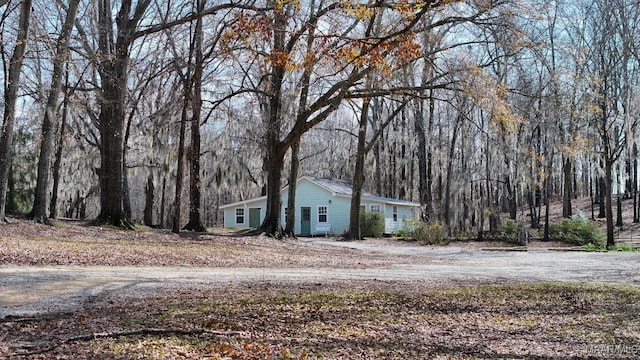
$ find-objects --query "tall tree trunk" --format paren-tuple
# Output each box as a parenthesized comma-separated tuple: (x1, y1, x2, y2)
(144, 174, 154, 227)
(0, 0, 32, 222)
(259, 143, 286, 237)
(633, 145, 638, 222)
(562, 157, 572, 218)
(598, 176, 606, 218)
(50, 71, 69, 219)
(122, 167, 132, 218)
(374, 140, 382, 196)
(347, 98, 371, 240)
(415, 92, 434, 222)
(254, 6, 287, 238)
(616, 195, 623, 228)
(543, 178, 551, 241)
(183, 0, 206, 232)
(95, 0, 150, 229)
(415, 100, 429, 221)
(31, 0, 79, 224)
(543, 148, 555, 241)
(284, 141, 300, 236)
(97, 60, 130, 227)
(605, 159, 615, 247)
(172, 92, 189, 233)
(590, 170, 595, 220)
(160, 175, 167, 228)
(444, 113, 461, 236)
(527, 187, 538, 228)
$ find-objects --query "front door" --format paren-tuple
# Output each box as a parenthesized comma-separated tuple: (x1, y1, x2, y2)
(300, 207, 311, 235)
(249, 208, 261, 228)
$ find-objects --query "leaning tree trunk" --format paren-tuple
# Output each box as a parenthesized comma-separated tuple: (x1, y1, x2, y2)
(31, 0, 79, 224)
(0, 0, 32, 222)
(283, 7, 317, 236)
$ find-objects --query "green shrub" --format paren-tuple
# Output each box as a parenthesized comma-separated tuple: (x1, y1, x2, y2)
(360, 210, 384, 238)
(548, 217, 605, 247)
(484, 219, 521, 244)
(398, 219, 445, 244)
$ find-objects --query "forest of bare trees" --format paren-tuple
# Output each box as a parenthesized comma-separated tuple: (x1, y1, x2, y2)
(1, 0, 639, 244)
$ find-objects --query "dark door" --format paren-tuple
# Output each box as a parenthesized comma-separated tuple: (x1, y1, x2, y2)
(249, 208, 261, 228)
(300, 207, 311, 235)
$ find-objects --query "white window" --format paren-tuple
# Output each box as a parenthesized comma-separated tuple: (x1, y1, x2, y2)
(235, 208, 244, 224)
(318, 206, 328, 223)
(370, 204, 381, 213)
(393, 206, 398, 222)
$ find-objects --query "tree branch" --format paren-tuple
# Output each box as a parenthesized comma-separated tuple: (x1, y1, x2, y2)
(67, 328, 241, 342)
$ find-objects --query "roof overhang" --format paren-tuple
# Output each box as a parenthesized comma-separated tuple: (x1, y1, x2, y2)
(219, 195, 267, 210)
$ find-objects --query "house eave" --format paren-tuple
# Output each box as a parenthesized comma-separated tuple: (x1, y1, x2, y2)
(333, 192, 420, 207)
(219, 195, 267, 210)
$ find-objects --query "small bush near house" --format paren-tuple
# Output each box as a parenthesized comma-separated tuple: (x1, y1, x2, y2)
(548, 217, 605, 247)
(360, 210, 384, 238)
(398, 219, 445, 244)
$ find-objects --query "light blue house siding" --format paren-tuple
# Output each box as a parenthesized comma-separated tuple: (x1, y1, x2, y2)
(221, 196, 267, 229)
(281, 178, 353, 236)
(220, 176, 420, 236)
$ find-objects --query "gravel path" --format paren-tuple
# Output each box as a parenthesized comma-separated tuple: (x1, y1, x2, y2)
(2, 239, 639, 317)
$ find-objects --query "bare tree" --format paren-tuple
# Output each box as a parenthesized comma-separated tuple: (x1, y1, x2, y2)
(30, 0, 80, 224)
(224, 0, 468, 238)
(0, 0, 32, 222)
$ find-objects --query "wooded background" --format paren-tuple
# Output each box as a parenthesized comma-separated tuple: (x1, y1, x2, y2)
(0, 0, 638, 243)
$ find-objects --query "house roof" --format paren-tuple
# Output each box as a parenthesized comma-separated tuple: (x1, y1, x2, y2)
(299, 176, 353, 196)
(220, 175, 420, 209)
(301, 176, 420, 207)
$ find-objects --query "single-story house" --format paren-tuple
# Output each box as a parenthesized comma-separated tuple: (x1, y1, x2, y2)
(220, 176, 420, 236)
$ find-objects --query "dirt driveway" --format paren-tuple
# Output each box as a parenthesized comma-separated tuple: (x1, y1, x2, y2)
(2, 238, 639, 318)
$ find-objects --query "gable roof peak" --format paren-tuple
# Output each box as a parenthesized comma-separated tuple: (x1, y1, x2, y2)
(301, 175, 353, 196)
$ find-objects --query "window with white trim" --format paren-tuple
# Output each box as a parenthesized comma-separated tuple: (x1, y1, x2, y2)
(370, 204, 381, 213)
(318, 206, 328, 223)
(392, 206, 398, 222)
(235, 208, 244, 224)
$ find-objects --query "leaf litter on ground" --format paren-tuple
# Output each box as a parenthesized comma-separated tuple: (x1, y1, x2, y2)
(1, 219, 639, 359)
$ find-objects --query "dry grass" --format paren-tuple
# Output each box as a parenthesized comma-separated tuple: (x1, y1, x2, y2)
(3, 282, 640, 359)
(0, 219, 398, 268)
